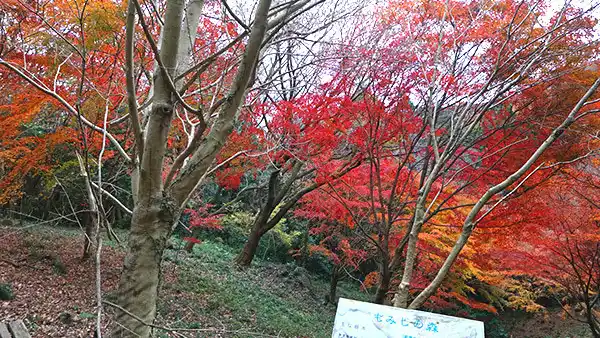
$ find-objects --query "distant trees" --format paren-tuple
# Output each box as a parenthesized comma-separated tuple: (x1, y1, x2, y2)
(0, 0, 130, 260)
(503, 170, 600, 337)
(232, 91, 364, 266)
(291, 0, 600, 310)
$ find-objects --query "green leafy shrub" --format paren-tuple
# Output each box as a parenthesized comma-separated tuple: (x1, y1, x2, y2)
(52, 256, 67, 275)
(219, 212, 254, 247)
(257, 221, 302, 263)
(0, 283, 14, 300)
(181, 211, 254, 249)
(79, 312, 97, 319)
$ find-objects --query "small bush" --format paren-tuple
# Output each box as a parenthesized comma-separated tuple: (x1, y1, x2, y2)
(52, 256, 67, 275)
(184, 212, 254, 249)
(79, 312, 97, 319)
(219, 212, 254, 247)
(0, 283, 14, 300)
(257, 222, 302, 263)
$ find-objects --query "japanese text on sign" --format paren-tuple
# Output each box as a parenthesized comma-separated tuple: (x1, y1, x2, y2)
(332, 298, 484, 338)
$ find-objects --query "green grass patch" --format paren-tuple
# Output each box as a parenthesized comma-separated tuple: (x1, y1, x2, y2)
(159, 239, 369, 337)
(78, 312, 97, 319)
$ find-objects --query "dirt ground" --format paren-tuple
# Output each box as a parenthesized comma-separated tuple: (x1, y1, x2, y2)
(1, 227, 595, 338)
(0, 228, 126, 337)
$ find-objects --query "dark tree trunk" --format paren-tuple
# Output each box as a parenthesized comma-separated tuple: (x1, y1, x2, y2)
(42, 187, 58, 220)
(235, 224, 263, 266)
(115, 203, 123, 224)
(235, 169, 278, 267)
(329, 267, 339, 304)
(82, 209, 98, 260)
(374, 259, 391, 304)
(300, 224, 309, 268)
(109, 203, 116, 224)
(585, 301, 600, 338)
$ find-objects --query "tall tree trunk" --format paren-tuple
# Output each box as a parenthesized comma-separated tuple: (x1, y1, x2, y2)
(82, 210, 98, 260)
(393, 203, 426, 308)
(113, 0, 185, 333)
(393, 157, 442, 308)
(586, 303, 600, 338)
(300, 224, 309, 268)
(112, 199, 174, 337)
(374, 259, 390, 304)
(78, 152, 99, 260)
(113, 0, 276, 335)
(328, 266, 339, 304)
(235, 223, 263, 266)
(235, 170, 279, 267)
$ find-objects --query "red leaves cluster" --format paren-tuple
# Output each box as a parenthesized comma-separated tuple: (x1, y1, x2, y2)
(185, 205, 222, 231)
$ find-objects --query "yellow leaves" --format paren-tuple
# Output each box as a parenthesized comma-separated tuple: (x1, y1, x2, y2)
(522, 303, 544, 313)
(420, 231, 456, 252)
(83, 0, 126, 48)
(79, 93, 106, 123)
(505, 294, 543, 313)
(463, 260, 484, 279)
(19, 0, 125, 51)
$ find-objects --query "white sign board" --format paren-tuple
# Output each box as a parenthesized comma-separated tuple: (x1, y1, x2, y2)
(332, 298, 485, 338)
